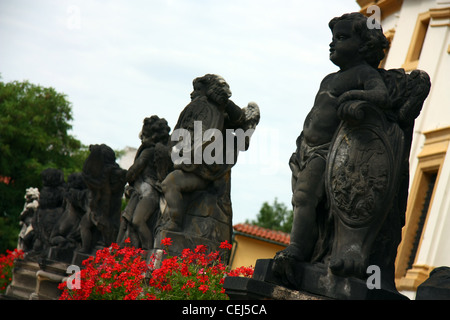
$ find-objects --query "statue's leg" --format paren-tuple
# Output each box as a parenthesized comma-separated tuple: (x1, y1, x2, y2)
(117, 193, 138, 245)
(98, 219, 114, 247)
(290, 157, 326, 259)
(272, 157, 325, 284)
(79, 214, 93, 253)
(161, 170, 208, 231)
(132, 195, 158, 250)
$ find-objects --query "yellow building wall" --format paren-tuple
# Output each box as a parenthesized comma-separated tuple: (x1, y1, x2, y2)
(229, 234, 287, 270)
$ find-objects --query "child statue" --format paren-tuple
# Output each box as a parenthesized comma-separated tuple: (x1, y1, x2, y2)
(273, 12, 430, 290)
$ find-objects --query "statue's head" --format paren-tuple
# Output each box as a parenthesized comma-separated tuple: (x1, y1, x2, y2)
(25, 187, 40, 201)
(41, 168, 65, 188)
(139, 115, 171, 144)
(191, 74, 232, 106)
(82, 144, 118, 181)
(67, 172, 87, 190)
(329, 12, 389, 68)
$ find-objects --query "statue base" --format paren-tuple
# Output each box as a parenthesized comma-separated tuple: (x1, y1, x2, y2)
(30, 259, 68, 300)
(4, 259, 40, 300)
(48, 246, 75, 264)
(224, 276, 329, 300)
(223, 259, 408, 300)
(3, 258, 68, 300)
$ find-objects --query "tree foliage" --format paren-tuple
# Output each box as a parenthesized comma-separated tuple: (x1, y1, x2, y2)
(0, 79, 88, 252)
(247, 198, 293, 233)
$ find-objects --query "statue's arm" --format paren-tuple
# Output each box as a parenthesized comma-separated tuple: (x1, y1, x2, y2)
(126, 148, 152, 182)
(338, 69, 389, 108)
(224, 100, 246, 128)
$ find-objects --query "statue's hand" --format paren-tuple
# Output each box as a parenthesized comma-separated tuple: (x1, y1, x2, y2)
(337, 100, 366, 124)
(337, 90, 363, 105)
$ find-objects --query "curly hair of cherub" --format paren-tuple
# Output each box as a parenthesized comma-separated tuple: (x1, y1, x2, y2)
(140, 115, 171, 144)
(329, 12, 389, 68)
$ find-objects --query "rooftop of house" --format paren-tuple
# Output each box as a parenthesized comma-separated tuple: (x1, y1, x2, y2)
(233, 223, 290, 246)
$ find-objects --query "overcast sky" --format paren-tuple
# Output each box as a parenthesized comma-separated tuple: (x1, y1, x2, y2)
(0, 0, 360, 225)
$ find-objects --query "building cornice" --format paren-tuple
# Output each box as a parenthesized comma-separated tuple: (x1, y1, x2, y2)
(429, 6, 450, 20)
(357, 0, 403, 20)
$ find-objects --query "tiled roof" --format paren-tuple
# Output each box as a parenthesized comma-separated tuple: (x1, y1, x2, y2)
(233, 223, 290, 245)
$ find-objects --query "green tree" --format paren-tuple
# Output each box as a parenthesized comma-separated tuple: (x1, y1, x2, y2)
(246, 198, 293, 233)
(0, 79, 88, 253)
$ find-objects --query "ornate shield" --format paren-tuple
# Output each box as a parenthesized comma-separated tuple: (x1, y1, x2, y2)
(326, 102, 404, 228)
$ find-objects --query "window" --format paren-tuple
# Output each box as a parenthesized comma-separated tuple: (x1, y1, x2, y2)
(403, 12, 431, 71)
(403, 7, 450, 71)
(405, 171, 437, 271)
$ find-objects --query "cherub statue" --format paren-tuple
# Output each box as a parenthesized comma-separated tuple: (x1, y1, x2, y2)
(161, 74, 260, 232)
(117, 115, 172, 249)
(29, 168, 66, 259)
(17, 187, 40, 252)
(274, 12, 390, 272)
(273, 12, 430, 288)
(79, 144, 127, 253)
(49, 172, 88, 260)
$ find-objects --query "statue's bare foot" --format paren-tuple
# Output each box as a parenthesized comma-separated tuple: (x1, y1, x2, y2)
(272, 244, 304, 288)
(329, 252, 366, 278)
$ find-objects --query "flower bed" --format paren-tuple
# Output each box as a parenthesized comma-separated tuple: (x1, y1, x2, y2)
(58, 238, 253, 300)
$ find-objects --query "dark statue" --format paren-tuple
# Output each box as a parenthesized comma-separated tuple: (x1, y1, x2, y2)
(26, 168, 66, 260)
(117, 115, 172, 250)
(48, 172, 88, 262)
(155, 74, 260, 256)
(79, 144, 127, 254)
(224, 12, 430, 300)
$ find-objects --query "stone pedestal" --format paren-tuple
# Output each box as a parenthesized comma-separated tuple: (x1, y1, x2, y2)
(4, 259, 40, 300)
(224, 276, 329, 300)
(224, 259, 408, 300)
(4, 258, 71, 300)
(30, 260, 69, 300)
(48, 246, 76, 264)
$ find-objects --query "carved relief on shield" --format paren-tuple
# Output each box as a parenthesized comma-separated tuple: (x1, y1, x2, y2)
(327, 123, 395, 228)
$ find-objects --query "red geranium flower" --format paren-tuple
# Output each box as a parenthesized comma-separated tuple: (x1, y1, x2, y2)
(160, 237, 173, 247)
(219, 240, 233, 250)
